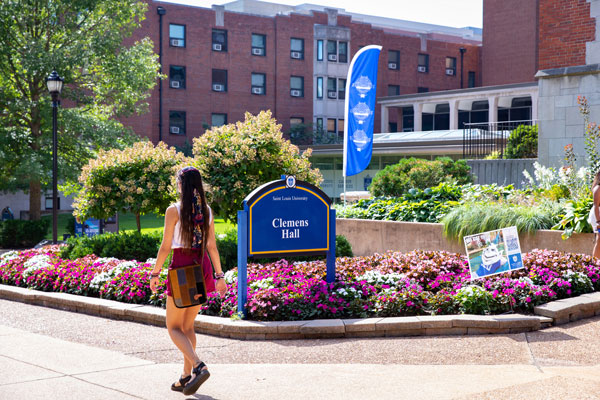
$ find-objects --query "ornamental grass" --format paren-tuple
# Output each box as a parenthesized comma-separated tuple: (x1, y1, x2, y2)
(1, 247, 600, 321)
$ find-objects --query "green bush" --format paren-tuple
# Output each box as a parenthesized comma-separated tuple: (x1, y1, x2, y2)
(0, 219, 50, 248)
(505, 124, 538, 159)
(60, 231, 161, 261)
(369, 157, 472, 197)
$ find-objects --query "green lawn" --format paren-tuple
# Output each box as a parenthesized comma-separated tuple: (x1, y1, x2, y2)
(43, 213, 235, 240)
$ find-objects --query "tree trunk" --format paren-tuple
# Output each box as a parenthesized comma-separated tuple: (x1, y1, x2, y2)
(29, 179, 41, 220)
(136, 213, 141, 233)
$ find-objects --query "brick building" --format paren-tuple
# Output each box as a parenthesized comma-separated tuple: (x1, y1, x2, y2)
(123, 0, 482, 147)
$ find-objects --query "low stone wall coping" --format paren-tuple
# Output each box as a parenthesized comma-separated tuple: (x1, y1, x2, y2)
(0, 284, 596, 339)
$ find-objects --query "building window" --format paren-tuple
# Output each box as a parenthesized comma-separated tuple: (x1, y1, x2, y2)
(290, 38, 304, 59)
(169, 65, 185, 89)
(327, 78, 337, 99)
(169, 111, 186, 135)
(317, 40, 323, 61)
(169, 24, 185, 47)
(388, 50, 400, 70)
(211, 113, 227, 127)
(445, 57, 456, 76)
(418, 53, 429, 73)
(251, 33, 266, 56)
(316, 77, 323, 99)
(387, 85, 400, 96)
(417, 87, 429, 93)
(338, 78, 346, 100)
(338, 119, 344, 135)
(338, 41, 348, 63)
(212, 29, 227, 52)
(212, 69, 227, 92)
(327, 41, 337, 62)
(327, 118, 336, 133)
(316, 118, 324, 132)
(290, 76, 304, 97)
(45, 196, 60, 210)
(468, 71, 476, 88)
(389, 122, 398, 132)
(251, 73, 266, 95)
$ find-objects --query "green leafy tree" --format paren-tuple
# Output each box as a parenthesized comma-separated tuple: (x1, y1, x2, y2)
(505, 124, 538, 159)
(0, 0, 161, 220)
(193, 110, 323, 222)
(73, 141, 189, 232)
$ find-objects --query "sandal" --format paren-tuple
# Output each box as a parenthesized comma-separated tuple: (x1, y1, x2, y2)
(182, 361, 210, 395)
(171, 374, 191, 392)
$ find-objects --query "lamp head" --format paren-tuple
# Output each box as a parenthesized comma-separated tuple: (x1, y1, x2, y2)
(46, 71, 64, 95)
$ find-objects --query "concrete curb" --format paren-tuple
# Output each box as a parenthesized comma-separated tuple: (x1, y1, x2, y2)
(7, 283, 597, 340)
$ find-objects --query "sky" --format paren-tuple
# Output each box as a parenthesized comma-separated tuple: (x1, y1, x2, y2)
(158, 0, 483, 29)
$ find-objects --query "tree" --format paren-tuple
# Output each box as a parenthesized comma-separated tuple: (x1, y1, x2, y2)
(0, 0, 161, 220)
(73, 141, 189, 232)
(193, 111, 323, 222)
(505, 124, 538, 159)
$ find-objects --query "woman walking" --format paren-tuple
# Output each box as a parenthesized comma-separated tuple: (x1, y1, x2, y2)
(149, 166, 227, 395)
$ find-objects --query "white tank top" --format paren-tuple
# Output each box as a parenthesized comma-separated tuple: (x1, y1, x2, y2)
(171, 202, 212, 249)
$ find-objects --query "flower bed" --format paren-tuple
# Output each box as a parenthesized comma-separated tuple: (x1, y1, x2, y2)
(1, 246, 599, 321)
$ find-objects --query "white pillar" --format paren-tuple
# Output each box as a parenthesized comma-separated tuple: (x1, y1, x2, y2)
(413, 103, 423, 132)
(381, 105, 389, 133)
(531, 92, 538, 122)
(449, 100, 459, 130)
(488, 96, 498, 125)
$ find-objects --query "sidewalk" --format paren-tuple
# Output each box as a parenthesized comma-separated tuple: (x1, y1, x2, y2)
(2, 300, 600, 399)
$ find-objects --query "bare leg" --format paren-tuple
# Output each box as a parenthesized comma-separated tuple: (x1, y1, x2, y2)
(182, 303, 202, 375)
(166, 296, 201, 371)
(594, 234, 600, 259)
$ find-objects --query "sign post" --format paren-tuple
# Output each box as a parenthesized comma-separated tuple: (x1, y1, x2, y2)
(236, 176, 335, 316)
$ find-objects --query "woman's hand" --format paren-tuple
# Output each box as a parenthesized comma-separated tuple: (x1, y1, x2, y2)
(215, 279, 227, 297)
(150, 276, 159, 293)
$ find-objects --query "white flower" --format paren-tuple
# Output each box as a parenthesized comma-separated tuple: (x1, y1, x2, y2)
(224, 270, 237, 284)
(249, 277, 275, 290)
(0, 251, 19, 267)
(22, 255, 53, 278)
(356, 270, 406, 286)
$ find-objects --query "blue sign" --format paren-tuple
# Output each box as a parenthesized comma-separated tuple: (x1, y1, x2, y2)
(237, 176, 336, 316)
(74, 218, 103, 237)
(343, 45, 382, 177)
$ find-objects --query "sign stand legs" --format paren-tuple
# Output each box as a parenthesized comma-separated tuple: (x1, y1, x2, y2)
(326, 209, 336, 283)
(237, 210, 248, 317)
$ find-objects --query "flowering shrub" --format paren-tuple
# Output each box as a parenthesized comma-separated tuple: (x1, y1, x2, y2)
(2, 247, 600, 320)
(192, 111, 322, 222)
(72, 141, 189, 231)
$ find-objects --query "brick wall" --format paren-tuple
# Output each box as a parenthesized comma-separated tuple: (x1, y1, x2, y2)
(538, 0, 596, 70)
(123, 0, 482, 146)
(482, 0, 538, 86)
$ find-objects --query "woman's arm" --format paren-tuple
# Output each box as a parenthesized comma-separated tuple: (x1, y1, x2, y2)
(594, 186, 600, 232)
(206, 208, 227, 296)
(150, 206, 178, 292)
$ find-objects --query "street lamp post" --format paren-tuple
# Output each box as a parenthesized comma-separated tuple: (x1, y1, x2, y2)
(46, 71, 64, 244)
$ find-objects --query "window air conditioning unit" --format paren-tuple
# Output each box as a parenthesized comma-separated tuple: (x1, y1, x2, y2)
(290, 89, 301, 97)
(212, 83, 224, 92)
(252, 87, 264, 95)
(291, 51, 302, 59)
(170, 80, 180, 88)
(327, 90, 337, 99)
(327, 54, 337, 61)
(252, 48, 264, 56)
(170, 126, 180, 134)
(170, 39, 184, 47)
(417, 65, 427, 73)
(445, 68, 455, 76)
(388, 62, 397, 70)
(212, 43, 223, 51)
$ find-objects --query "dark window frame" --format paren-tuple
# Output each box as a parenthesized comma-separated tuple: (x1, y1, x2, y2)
(212, 29, 228, 52)
(387, 84, 400, 96)
(251, 33, 266, 56)
(211, 113, 227, 127)
(290, 75, 304, 97)
(212, 69, 228, 92)
(446, 57, 457, 75)
(290, 37, 305, 60)
(338, 41, 348, 63)
(316, 76, 323, 99)
(388, 50, 400, 70)
(169, 23, 186, 48)
(338, 78, 346, 100)
(418, 53, 429, 73)
(327, 118, 337, 133)
(251, 72, 266, 95)
(327, 77, 337, 99)
(169, 65, 186, 89)
(317, 39, 324, 61)
(169, 110, 186, 135)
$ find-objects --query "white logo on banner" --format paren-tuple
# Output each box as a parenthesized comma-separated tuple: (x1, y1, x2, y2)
(351, 102, 372, 124)
(352, 76, 373, 98)
(351, 129, 371, 152)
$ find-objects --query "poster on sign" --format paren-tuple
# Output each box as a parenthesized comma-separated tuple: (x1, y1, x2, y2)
(463, 226, 524, 279)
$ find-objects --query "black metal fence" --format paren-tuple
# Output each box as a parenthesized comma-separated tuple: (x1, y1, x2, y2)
(462, 120, 535, 159)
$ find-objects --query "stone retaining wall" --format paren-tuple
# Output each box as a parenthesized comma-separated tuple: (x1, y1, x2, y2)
(336, 219, 594, 256)
(13, 284, 600, 340)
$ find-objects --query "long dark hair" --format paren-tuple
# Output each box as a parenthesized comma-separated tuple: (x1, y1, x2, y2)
(177, 167, 210, 257)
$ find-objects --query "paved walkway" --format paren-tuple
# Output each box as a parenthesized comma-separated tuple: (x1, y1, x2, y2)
(2, 299, 600, 399)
